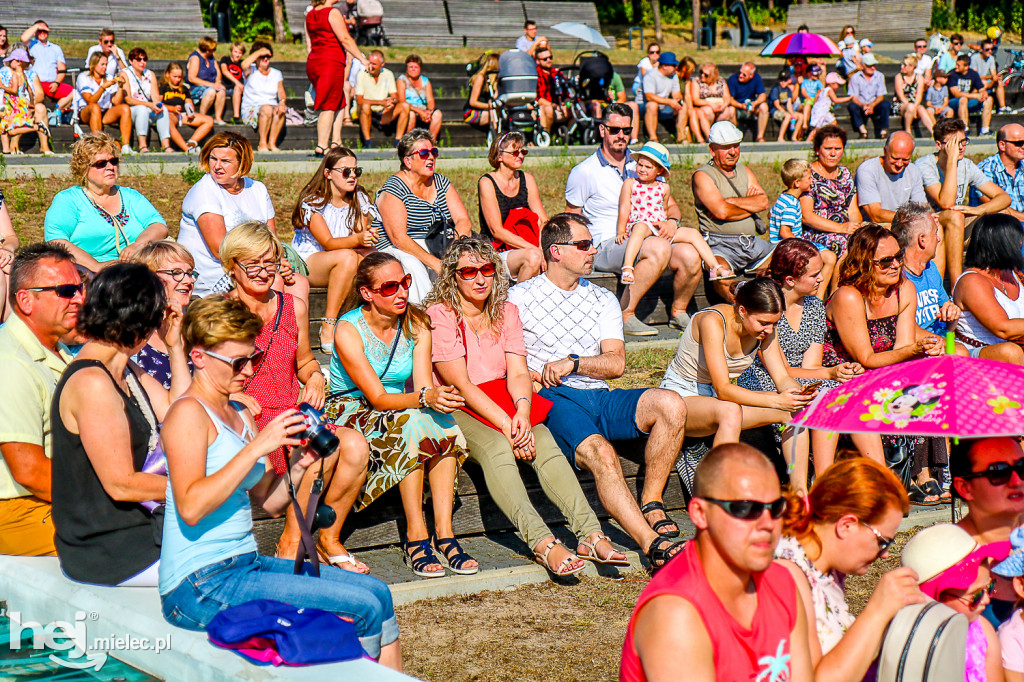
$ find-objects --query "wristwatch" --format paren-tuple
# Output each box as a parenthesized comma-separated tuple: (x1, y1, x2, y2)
(568, 354, 580, 374)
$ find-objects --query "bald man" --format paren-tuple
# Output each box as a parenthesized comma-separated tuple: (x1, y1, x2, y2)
(856, 131, 928, 226)
(620, 443, 813, 682)
(952, 437, 1024, 624)
(976, 123, 1024, 224)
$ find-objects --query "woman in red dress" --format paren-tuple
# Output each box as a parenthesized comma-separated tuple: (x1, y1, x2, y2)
(305, 0, 369, 157)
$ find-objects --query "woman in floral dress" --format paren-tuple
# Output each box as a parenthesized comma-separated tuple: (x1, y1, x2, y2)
(326, 251, 475, 579)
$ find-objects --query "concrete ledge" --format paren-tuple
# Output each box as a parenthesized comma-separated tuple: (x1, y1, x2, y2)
(0, 556, 414, 681)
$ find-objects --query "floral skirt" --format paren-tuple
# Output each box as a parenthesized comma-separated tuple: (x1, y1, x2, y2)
(323, 395, 467, 511)
(804, 227, 850, 258)
(1, 93, 34, 134)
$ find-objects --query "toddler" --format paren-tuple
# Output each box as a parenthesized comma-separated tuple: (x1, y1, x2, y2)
(808, 71, 853, 132)
(616, 142, 732, 284)
(769, 159, 836, 296)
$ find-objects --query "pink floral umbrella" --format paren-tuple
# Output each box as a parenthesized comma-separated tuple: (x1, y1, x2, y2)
(791, 355, 1024, 438)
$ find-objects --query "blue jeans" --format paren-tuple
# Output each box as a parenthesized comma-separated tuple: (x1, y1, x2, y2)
(160, 552, 399, 657)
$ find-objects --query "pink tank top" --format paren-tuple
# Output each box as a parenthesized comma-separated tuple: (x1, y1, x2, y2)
(620, 541, 798, 682)
(627, 180, 667, 227)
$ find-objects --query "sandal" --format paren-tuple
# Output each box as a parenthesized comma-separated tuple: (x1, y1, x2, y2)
(534, 538, 585, 577)
(403, 539, 445, 578)
(139, 146, 150, 154)
(920, 479, 951, 504)
(313, 145, 327, 158)
(576, 533, 630, 566)
(316, 542, 369, 574)
(620, 266, 635, 284)
(646, 536, 686, 573)
(314, 317, 337, 355)
(708, 264, 736, 282)
(640, 501, 680, 538)
(432, 534, 479, 575)
(907, 482, 941, 507)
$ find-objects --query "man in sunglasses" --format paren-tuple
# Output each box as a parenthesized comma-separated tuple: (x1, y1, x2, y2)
(976, 124, 1024, 225)
(621, 443, 813, 681)
(0, 243, 83, 558)
(566, 103, 703, 335)
(84, 28, 128, 80)
(915, 117, 1009, 281)
(509, 212, 688, 570)
(952, 437, 1024, 623)
(970, 40, 1010, 114)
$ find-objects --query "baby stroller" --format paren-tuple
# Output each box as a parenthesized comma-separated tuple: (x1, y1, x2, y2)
(352, 0, 389, 46)
(562, 51, 614, 146)
(489, 50, 550, 147)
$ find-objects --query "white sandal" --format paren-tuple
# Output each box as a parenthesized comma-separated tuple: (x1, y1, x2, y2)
(577, 533, 630, 566)
(620, 266, 636, 284)
(314, 317, 338, 354)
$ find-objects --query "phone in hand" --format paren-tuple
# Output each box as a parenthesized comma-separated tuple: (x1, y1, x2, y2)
(800, 380, 822, 395)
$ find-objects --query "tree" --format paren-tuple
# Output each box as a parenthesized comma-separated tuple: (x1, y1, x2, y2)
(693, 0, 701, 44)
(651, 0, 664, 41)
(272, 0, 287, 42)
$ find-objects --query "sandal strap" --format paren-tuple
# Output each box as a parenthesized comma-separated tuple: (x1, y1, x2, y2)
(640, 500, 667, 515)
(646, 537, 686, 570)
(536, 538, 564, 564)
(433, 536, 474, 569)
(404, 540, 439, 571)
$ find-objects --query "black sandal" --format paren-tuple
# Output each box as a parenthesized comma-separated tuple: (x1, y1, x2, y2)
(432, 534, 479, 575)
(403, 539, 445, 578)
(313, 145, 327, 158)
(921, 479, 952, 504)
(646, 536, 686, 573)
(641, 501, 680, 538)
(907, 483, 941, 507)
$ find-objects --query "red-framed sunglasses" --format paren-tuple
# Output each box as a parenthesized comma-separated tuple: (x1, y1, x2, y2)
(456, 263, 497, 280)
(368, 274, 413, 297)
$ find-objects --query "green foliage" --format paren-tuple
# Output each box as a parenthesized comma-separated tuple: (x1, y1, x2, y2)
(179, 163, 204, 185)
(203, 0, 279, 42)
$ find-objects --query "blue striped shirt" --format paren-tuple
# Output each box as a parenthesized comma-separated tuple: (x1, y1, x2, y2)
(768, 192, 803, 243)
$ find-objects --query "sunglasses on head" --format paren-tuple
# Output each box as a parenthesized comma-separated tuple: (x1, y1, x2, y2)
(860, 520, 895, 558)
(156, 268, 198, 282)
(960, 457, 1024, 486)
(872, 249, 905, 269)
(369, 273, 413, 297)
(603, 125, 630, 136)
(25, 283, 85, 299)
(201, 348, 264, 374)
(331, 166, 363, 179)
(700, 497, 786, 520)
(456, 263, 497, 280)
(91, 157, 120, 170)
(555, 239, 594, 251)
(410, 147, 439, 160)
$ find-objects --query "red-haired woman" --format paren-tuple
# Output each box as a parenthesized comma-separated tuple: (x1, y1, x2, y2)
(777, 457, 925, 680)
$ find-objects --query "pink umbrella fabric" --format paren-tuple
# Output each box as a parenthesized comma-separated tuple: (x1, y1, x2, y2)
(759, 32, 841, 57)
(791, 355, 1024, 437)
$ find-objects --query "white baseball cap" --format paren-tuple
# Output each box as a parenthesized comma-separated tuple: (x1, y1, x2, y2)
(708, 121, 743, 145)
(862, 53, 880, 67)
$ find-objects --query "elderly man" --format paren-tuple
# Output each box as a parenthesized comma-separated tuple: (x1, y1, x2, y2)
(692, 121, 773, 302)
(915, 117, 1010, 281)
(642, 51, 685, 143)
(508, 213, 688, 571)
(857, 131, 928, 226)
(566, 103, 703, 335)
(0, 243, 81, 556)
(847, 53, 890, 139)
(355, 50, 408, 147)
(949, 54, 993, 136)
(952, 437, 1024, 624)
(976, 123, 1024, 224)
(726, 62, 769, 143)
(621, 443, 814, 682)
(891, 202, 962, 338)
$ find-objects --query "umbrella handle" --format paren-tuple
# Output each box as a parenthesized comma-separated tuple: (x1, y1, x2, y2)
(946, 329, 955, 355)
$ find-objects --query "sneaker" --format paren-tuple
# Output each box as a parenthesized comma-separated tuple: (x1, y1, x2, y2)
(120, 144, 133, 155)
(667, 311, 691, 331)
(999, 106, 1013, 113)
(978, 129, 994, 138)
(623, 315, 658, 336)
(675, 437, 712, 496)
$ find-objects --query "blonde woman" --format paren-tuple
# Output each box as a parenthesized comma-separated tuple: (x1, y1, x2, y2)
(44, 133, 168, 271)
(425, 239, 627, 577)
(893, 54, 933, 135)
(76, 52, 132, 152)
(463, 53, 498, 129)
(688, 63, 734, 143)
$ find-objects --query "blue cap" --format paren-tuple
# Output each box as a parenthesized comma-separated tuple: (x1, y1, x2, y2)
(658, 51, 679, 66)
(633, 141, 672, 171)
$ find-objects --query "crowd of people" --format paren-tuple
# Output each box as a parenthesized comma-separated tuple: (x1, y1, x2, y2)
(3, 19, 1024, 678)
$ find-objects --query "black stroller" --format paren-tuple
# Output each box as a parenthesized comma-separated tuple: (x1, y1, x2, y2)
(352, 0, 390, 46)
(561, 51, 615, 146)
(488, 50, 551, 147)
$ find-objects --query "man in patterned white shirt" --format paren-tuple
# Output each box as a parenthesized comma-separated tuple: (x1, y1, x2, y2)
(508, 213, 688, 570)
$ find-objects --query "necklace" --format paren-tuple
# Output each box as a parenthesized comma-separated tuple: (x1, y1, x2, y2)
(989, 269, 1010, 295)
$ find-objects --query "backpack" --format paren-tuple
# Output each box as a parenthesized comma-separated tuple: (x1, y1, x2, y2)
(207, 599, 366, 666)
(875, 601, 968, 682)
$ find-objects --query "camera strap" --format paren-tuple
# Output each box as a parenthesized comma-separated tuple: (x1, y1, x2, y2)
(287, 463, 327, 577)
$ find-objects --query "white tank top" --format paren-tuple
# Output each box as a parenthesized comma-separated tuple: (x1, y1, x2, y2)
(954, 270, 1024, 347)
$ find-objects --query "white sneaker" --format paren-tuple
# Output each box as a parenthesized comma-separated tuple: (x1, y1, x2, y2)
(121, 144, 133, 155)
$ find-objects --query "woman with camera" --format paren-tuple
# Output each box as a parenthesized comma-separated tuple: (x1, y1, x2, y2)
(52, 263, 174, 587)
(159, 295, 401, 668)
(325, 252, 474, 579)
(76, 52, 133, 153)
(220, 222, 371, 572)
(372, 129, 472, 304)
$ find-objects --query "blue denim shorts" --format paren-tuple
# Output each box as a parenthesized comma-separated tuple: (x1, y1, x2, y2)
(540, 385, 647, 467)
(191, 84, 211, 103)
(659, 366, 717, 399)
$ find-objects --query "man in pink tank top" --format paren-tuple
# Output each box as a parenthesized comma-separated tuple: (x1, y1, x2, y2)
(620, 443, 813, 682)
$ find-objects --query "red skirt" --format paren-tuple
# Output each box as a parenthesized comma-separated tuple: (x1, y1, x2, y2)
(306, 56, 347, 111)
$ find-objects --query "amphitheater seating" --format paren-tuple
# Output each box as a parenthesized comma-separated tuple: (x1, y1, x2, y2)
(0, 0, 207, 41)
(785, 0, 931, 43)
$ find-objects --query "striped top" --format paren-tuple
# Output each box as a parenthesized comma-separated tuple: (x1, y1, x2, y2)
(372, 173, 454, 249)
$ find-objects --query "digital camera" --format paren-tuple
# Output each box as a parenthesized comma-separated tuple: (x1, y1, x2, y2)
(297, 403, 339, 459)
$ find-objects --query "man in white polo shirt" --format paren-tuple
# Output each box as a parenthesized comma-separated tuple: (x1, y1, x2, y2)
(565, 103, 703, 335)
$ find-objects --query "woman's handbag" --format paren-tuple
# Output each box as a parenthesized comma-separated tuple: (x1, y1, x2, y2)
(425, 215, 456, 259)
(494, 206, 541, 252)
(455, 320, 552, 430)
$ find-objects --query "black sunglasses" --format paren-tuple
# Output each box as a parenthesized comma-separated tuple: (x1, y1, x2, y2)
(1004, 139, 1024, 148)
(156, 268, 199, 282)
(457, 263, 497, 280)
(701, 497, 786, 520)
(91, 158, 120, 170)
(860, 520, 894, 558)
(960, 457, 1024, 486)
(603, 125, 630, 136)
(872, 249, 905, 270)
(555, 239, 594, 251)
(25, 283, 85, 298)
